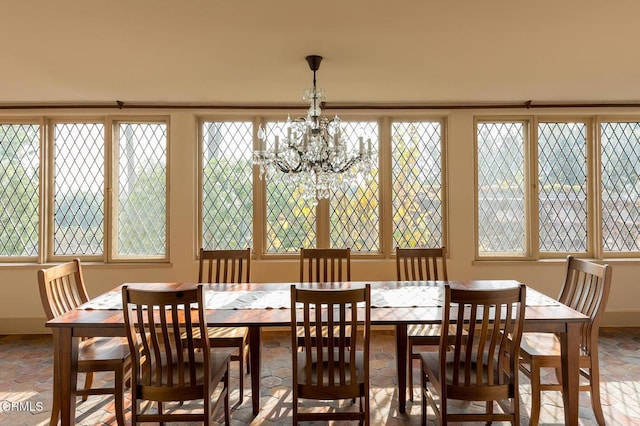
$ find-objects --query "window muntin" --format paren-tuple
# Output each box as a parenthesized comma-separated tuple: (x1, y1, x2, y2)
(114, 122, 167, 258)
(0, 123, 40, 257)
(329, 121, 380, 251)
(477, 121, 527, 257)
(53, 122, 105, 256)
(201, 121, 254, 250)
(391, 121, 443, 248)
(601, 121, 640, 252)
(538, 122, 587, 253)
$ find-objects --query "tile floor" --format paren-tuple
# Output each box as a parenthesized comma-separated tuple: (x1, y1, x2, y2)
(1, 328, 639, 425)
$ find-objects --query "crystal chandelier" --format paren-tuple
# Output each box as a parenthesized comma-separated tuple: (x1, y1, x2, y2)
(252, 55, 376, 205)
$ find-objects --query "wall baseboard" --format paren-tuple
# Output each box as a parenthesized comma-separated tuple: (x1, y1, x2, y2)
(0, 318, 49, 335)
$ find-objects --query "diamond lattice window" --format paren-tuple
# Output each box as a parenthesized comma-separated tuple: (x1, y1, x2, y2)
(116, 123, 167, 258)
(601, 122, 640, 252)
(538, 122, 587, 252)
(477, 122, 527, 256)
(0, 123, 40, 257)
(330, 121, 379, 252)
(53, 123, 104, 256)
(391, 121, 443, 248)
(201, 122, 253, 250)
(264, 122, 316, 253)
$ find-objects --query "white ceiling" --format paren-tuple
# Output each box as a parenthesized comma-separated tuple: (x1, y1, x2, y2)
(2, 0, 640, 105)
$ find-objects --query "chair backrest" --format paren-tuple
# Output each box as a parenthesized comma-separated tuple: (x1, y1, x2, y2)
(558, 255, 612, 354)
(122, 284, 210, 401)
(38, 259, 89, 320)
(440, 284, 526, 401)
(291, 283, 371, 399)
(299, 248, 351, 283)
(395, 246, 448, 281)
(199, 248, 251, 283)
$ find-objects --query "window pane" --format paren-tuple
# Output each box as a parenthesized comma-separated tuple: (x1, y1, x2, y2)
(538, 122, 587, 252)
(53, 123, 104, 255)
(264, 123, 316, 252)
(477, 122, 526, 256)
(391, 121, 443, 248)
(601, 122, 640, 252)
(116, 123, 167, 257)
(0, 123, 39, 257)
(201, 122, 253, 250)
(330, 121, 379, 252)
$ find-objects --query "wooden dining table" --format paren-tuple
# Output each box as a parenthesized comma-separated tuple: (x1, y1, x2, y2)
(46, 280, 588, 425)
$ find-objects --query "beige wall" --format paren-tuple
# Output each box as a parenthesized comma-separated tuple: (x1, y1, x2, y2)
(2, 108, 640, 334)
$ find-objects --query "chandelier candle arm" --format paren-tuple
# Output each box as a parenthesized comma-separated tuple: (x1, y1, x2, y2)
(252, 54, 377, 205)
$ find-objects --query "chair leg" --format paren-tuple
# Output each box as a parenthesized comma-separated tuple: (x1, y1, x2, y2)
(408, 340, 414, 401)
(224, 369, 231, 426)
(49, 368, 61, 426)
(364, 392, 370, 426)
(114, 366, 126, 426)
(513, 395, 521, 426)
(528, 361, 542, 426)
(421, 363, 427, 426)
(82, 372, 93, 402)
(589, 355, 606, 426)
(245, 338, 251, 374)
(237, 345, 244, 404)
(486, 400, 494, 424)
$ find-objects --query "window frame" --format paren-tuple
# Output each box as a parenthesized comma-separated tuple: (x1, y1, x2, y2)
(198, 113, 449, 259)
(474, 115, 604, 261)
(39, 115, 170, 264)
(0, 118, 44, 262)
(110, 118, 170, 262)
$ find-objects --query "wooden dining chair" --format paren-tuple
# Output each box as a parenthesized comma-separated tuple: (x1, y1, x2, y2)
(198, 248, 251, 404)
(38, 259, 130, 426)
(122, 284, 230, 425)
(300, 247, 351, 283)
(420, 283, 526, 425)
(518, 255, 612, 426)
(396, 246, 449, 401)
(291, 283, 371, 425)
(298, 247, 352, 347)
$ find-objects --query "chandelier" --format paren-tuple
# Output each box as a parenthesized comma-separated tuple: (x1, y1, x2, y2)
(252, 55, 376, 205)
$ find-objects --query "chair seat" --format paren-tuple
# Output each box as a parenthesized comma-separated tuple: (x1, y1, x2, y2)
(141, 352, 230, 392)
(421, 352, 507, 388)
(297, 349, 365, 384)
(520, 332, 589, 359)
(78, 337, 130, 367)
(408, 324, 442, 340)
(205, 326, 248, 340)
(408, 324, 466, 345)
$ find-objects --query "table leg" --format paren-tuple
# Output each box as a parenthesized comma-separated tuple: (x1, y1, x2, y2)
(396, 323, 408, 414)
(561, 322, 580, 426)
(249, 326, 261, 416)
(58, 328, 79, 426)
